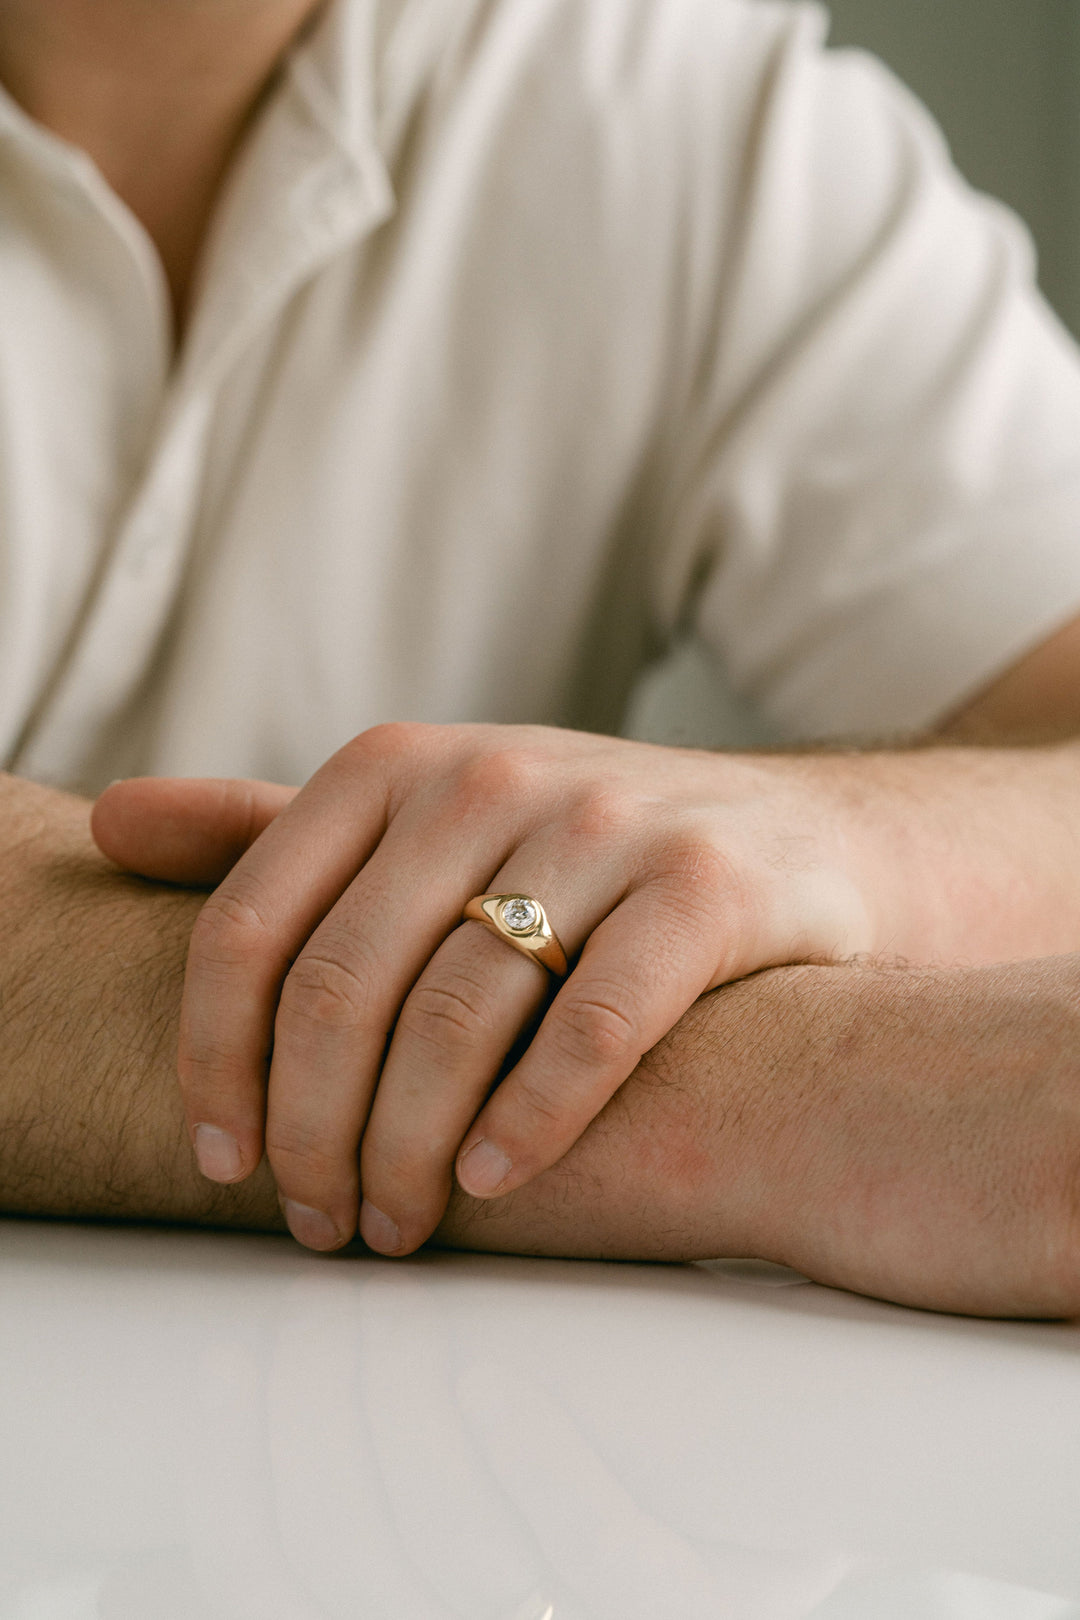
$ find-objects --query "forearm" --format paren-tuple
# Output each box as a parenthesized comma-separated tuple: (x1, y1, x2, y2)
(437, 953, 1080, 1317)
(5, 768, 1078, 1317)
(0, 774, 282, 1229)
(855, 606, 1080, 963)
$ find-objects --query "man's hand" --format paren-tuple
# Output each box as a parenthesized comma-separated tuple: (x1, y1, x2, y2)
(92, 724, 1080, 1256)
(92, 727, 871, 1255)
(2, 767, 1078, 1317)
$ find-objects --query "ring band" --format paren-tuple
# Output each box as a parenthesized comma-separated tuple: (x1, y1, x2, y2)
(462, 893, 569, 977)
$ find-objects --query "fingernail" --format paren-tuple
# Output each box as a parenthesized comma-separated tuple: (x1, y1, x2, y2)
(193, 1123, 242, 1182)
(458, 1139, 513, 1197)
(282, 1199, 342, 1250)
(359, 1201, 403, 1254)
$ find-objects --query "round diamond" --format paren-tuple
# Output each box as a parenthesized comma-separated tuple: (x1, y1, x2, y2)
(501, 897, 540, 934)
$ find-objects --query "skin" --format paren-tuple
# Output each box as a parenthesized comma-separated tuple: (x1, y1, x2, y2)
(92, 725, 1080, 1263)
(0, 0, 326, 334)
(4, 0, 1080, 1311)
(4, 771, 1080, 1319)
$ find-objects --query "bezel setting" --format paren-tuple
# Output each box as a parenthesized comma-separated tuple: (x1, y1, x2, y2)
(463, 892, 568, 977)
(499, 896, 542, 935)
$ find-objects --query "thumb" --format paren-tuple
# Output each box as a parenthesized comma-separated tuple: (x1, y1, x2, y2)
(91, 776, 299, 886)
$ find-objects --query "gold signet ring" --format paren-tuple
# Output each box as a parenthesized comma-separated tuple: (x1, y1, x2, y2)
(462, 894, 569, 977)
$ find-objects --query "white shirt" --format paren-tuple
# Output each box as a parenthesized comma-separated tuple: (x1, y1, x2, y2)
(3, 0, 1080, 796)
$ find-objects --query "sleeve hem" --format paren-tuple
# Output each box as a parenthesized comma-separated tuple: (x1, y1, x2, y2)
(752, 502, 1080, 742)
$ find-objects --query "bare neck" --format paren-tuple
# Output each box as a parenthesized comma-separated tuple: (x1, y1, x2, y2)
(0, 0, 326, 338)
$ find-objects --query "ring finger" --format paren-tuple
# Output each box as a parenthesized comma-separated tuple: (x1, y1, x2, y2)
(358, 853, 630, 1255)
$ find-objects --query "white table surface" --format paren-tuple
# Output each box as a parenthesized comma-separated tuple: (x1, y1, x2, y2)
(1, 1219, 1078, 1620)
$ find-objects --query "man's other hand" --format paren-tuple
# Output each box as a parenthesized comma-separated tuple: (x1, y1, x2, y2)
(4, 765, 1079, 1317)
(438, 956, 1080, 1320)
(93, 723, 1080, 1259)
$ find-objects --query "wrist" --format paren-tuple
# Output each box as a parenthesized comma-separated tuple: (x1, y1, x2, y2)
(790, 740, 1080, 966)
(724, 749, 885, 963)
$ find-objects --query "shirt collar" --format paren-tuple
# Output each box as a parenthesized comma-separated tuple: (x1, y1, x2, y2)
(0, 0, 398, 393)
(285, 0, 387, 173)
(179, 0, 398, 390)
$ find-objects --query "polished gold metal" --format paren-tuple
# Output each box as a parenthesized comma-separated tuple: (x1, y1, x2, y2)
(462, 893, 569, 977)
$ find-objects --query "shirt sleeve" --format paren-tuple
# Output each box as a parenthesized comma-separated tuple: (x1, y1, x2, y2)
(653, 1, 1080, 741)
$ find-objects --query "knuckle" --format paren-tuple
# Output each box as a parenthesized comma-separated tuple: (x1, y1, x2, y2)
(364, 1138, 450, 1201)
(347, 720, 430, 765)
(190, 884, 275, 968)
(336, 722, 441, 816)
(552, 990, 641, 1070)
(266, 1120, 351, 1185)
(655, 829, 749, 908)
(453, 747, 540, 813)
(279, 952, 373, 1031)
(565, 788, 635, 843)
(398, 972, 497, 1055)
(177, 1036, 249, 1093)
(505, 1071, 565, 1130)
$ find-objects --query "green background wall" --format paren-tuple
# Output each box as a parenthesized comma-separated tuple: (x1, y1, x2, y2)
(824, 0, 1080, 336)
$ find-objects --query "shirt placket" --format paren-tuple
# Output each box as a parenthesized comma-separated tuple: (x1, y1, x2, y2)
(14, 43, 395, 790)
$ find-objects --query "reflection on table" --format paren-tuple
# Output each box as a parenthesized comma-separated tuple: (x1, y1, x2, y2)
(0, 1224, 1077, 1619)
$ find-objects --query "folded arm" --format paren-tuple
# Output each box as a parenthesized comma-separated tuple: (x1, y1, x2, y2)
(0, 775, 279, 1233)
(2, 773, 1077, 1317)
(440, 953, 1080, 1318)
